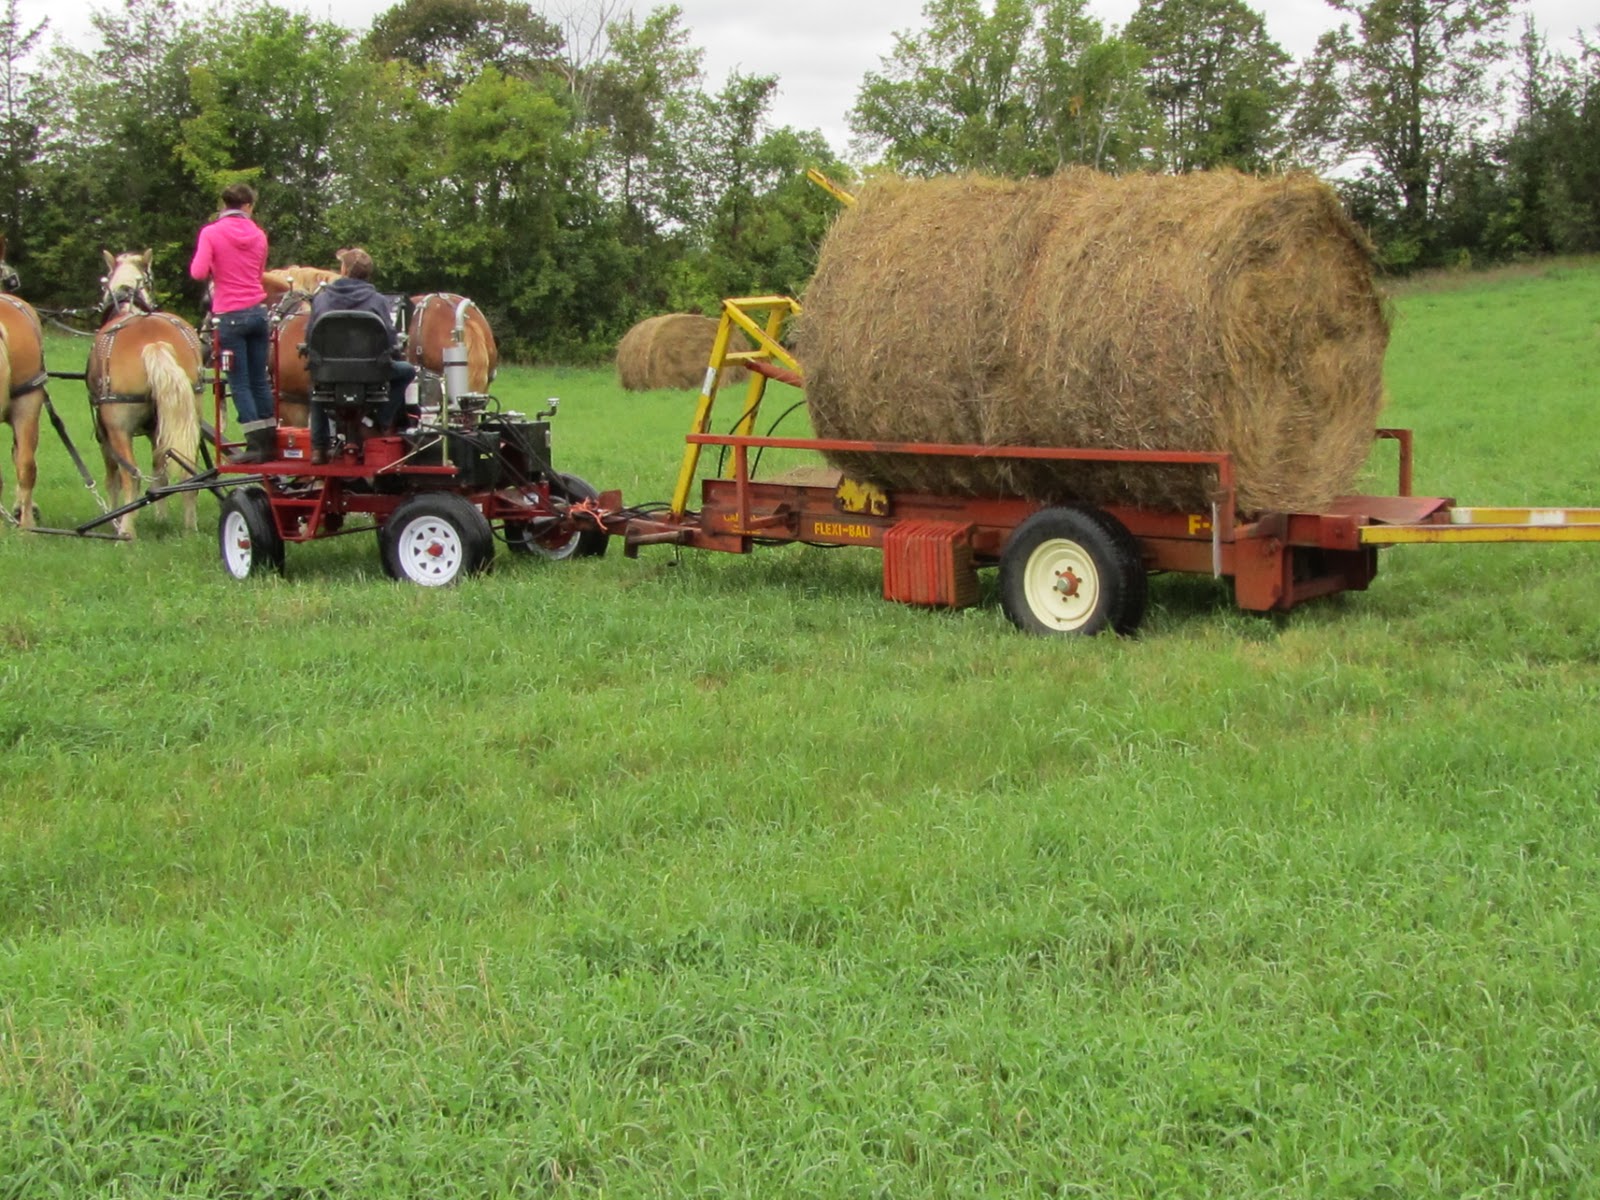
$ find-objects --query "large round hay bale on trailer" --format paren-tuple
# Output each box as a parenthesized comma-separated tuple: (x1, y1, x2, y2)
(615, 313, 748, 391)
(797, 170, 1389, 516)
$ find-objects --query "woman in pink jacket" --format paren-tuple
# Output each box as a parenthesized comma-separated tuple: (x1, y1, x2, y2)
(190, 183, 274, 463)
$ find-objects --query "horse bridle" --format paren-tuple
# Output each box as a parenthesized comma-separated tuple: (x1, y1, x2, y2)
(99, 277, 155, 325)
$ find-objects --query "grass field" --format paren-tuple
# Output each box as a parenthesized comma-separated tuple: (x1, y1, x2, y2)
(2, 260, 1599, 1197)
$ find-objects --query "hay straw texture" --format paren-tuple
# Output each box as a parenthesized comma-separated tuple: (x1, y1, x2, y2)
(616, 314, 748, 391)
(797, 170, 1390, 515)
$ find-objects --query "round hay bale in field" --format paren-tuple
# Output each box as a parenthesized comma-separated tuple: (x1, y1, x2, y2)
(797, 170, 1390, 515)
(616, 313, 748, 391)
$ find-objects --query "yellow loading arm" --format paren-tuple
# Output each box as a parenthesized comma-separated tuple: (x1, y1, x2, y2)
(1361, 507, 1600, 544)
(806, 168, 857, 207)
(670, 297, 804, 517)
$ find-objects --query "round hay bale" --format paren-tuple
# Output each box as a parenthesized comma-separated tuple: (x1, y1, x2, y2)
(797, 170, 1390, 515)
(616, 313, 748, 391)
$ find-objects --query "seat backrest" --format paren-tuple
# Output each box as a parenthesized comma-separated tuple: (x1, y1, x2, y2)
(308, 310, 391, 388)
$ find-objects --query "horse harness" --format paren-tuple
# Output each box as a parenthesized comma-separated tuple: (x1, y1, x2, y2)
(0, 293, 49, 397)
(90, 309, 205, 407)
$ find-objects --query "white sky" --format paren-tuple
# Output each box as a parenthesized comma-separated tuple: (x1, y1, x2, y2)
(17, 0, 1598, 156)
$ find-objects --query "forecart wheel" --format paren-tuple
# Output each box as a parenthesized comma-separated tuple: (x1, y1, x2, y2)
(506, 472, 609, 561)
(999, 505, 1146, 637)
(381, 493, 495, 586)
(218, 486, 284, 579)
(375, 526, 400, 580)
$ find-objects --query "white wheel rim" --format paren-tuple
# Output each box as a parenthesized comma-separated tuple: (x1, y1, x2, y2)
(395, 515, 466, 585)
(1023, 537, 1100, 630)
(529, 529, 580, 560)
(221, 510, 255, 579)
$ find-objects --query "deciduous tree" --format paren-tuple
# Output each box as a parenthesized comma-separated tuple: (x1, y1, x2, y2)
(0, 0, 46, 255)
(179, 5, 356, 266)
(365, 0, 563, 102)
(1295, 0, 1515, 263)
(850, 0, 1152, 175)
(1125, 0, 1291, 172)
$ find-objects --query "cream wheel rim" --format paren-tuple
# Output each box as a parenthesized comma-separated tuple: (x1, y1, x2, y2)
(1023, 538, 1100, 630)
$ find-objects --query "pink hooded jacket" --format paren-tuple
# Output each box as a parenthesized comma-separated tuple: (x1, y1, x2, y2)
(189, 210, 268, 313)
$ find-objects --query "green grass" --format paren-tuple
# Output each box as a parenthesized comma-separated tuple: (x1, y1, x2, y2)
(2, 259, 1600, 1197)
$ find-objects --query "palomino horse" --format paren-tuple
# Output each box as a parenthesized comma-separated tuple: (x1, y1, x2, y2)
(268, 290, 317, 428)
(199, 266, 337, 428)
(0, 234, 47, 530)
(408, 293, 498, 394)
(263, 264, 338, 299)
(88, 250, 205, 537)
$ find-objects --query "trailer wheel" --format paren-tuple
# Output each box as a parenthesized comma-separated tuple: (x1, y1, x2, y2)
(1000, 506, 1145, 637)
(218, 486, 284, 579)
(381, 493, 495, 586)
(1083, 506, 1147, 636)
(507, 473, 608, 560)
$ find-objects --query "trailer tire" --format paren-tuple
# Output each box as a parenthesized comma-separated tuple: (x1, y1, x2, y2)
(999, 505, 1145, 637)
(1080, 506, 1148, 636)
(507, 473, 608, 560)
(218, 486, 284, 579)
(381, 493, 495, 586)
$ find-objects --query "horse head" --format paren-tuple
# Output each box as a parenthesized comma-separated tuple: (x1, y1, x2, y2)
(0, 234, 18, 293)
(100, 248, 156, 323)
(264, 265, 338, 300)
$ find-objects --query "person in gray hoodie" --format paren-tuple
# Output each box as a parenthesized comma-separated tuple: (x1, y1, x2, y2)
(306, 247, 417, 465)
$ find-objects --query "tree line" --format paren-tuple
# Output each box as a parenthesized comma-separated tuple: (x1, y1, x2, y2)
(0, 0, 1595, 362)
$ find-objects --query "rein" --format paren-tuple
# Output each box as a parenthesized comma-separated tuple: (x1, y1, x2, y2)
(99, 284, 155, 327)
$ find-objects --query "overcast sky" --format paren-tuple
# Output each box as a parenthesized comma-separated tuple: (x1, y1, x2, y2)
(17, 0, 1598, 156)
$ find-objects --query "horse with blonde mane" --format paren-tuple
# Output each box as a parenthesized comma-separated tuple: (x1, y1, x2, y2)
(201, 265, 337, 429)
(263, 264, 338, 299)
(89, 250, 205, 537)
(267, 289, 319, 428)
(408, 292, 498, 394)
(258, 264, 496, 424)
(0, 234, 47, 530)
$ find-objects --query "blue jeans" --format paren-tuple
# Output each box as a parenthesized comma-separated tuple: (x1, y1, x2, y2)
(310, 360, 418, 449)
(217, 305, 273, 427)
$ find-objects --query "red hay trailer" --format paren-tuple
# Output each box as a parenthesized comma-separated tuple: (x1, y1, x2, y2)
(583, 297, 1600, 637)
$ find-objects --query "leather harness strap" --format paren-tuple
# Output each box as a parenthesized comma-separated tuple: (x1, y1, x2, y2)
(90, 309, 204, 405)
(1, 295, 48, 397)
(0, 292, 43, 337)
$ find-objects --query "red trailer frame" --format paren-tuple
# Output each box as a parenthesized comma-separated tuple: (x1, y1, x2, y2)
(584, 296, 1600, 636)
(603, 426, 1444, 631)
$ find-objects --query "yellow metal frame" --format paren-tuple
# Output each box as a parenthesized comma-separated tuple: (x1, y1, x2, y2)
(670, 296, 804, 517)
(1361, 507, 1600, 545)
(805, 168, 857, 207)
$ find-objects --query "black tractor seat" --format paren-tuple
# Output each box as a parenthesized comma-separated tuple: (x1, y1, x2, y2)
(306, 310, 393, 403)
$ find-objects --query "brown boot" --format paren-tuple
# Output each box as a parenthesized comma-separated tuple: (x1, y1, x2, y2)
(228, 427, 275, 465)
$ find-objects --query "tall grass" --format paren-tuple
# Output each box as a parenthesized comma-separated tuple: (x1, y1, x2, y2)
(1, 260, 1599, 1197)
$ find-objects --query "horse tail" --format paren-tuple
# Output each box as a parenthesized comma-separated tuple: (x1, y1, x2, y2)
(467, 319, 492, 392)
(0, 324, 11, 411)
(144, 342, 200, 473)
